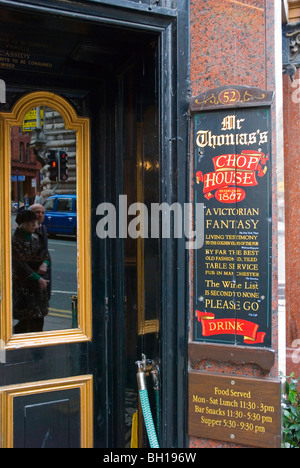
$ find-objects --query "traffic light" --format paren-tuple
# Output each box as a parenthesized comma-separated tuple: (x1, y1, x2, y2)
(59, 150, 68, 181)
(48, 150, 58, 182)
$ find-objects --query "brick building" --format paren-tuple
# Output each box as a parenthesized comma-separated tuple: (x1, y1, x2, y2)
(11, 125, 41, 205)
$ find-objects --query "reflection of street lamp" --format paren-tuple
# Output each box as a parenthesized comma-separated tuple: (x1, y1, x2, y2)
(30, 128, 47, 150)
(16, 169, 19, 212)
(29, 107, 47, 165)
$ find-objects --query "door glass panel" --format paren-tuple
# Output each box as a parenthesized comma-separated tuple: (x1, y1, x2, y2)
(11, 106, 78, 334)
(122, 49, 160, 448)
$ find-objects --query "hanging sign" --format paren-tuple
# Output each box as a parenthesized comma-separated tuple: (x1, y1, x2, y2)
(191, 86, 273, 348)
(23, 108, 44, 132)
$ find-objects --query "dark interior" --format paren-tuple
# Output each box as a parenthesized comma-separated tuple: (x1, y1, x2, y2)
(0, 4, 160, 448)
(0, 6, 157, 82)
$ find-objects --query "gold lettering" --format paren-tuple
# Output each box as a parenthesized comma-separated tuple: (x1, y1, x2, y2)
(196, 129, 268, 149)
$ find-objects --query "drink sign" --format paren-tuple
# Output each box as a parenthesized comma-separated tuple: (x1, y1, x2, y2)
(191, 86, 273, 348)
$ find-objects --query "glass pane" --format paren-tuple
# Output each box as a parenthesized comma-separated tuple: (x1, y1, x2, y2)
(11, 106, 78, 334)
(123, 49, 160, 447)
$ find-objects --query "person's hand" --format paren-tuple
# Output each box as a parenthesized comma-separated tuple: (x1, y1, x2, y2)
(38, 277, 49, 290)
(38, 262, 48, 275)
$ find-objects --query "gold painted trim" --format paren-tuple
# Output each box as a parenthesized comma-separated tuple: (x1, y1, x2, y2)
(0, 91, 92, 348)
(0, 374, 93, 448)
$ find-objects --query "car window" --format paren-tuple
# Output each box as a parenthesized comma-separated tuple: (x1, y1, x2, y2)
(57, 198, 73, 212)
(44, 198, 55, 211)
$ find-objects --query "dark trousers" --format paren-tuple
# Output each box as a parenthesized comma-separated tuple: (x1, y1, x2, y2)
(14, 317, 44, 334)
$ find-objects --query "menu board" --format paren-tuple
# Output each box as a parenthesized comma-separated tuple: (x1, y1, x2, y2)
(188, 372, 281, 448)
(193, 107, 272, 347)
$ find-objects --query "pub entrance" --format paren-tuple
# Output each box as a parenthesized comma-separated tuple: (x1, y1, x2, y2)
(0, 2, 186, 448)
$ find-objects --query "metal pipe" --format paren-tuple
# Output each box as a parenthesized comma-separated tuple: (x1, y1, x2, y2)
(136, 354, 160, 448)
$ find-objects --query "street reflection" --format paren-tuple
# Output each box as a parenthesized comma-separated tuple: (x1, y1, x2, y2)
(11, 106, 77, 334)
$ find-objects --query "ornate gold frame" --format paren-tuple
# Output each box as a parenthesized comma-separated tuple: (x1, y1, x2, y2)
(0, 91, 92, 348)
(0, 374, 93, 448)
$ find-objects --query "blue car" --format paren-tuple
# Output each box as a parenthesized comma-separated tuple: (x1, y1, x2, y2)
(43, 194, 76, 236)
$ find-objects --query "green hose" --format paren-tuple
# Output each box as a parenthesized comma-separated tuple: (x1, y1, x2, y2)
(151, 367, 160, 436)
(138, 388, 160, 448)
(137, 365, 160, 449)
(153, 388, 160, 436)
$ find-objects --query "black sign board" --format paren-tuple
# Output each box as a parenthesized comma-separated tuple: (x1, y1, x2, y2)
(192, 87, 272, 347)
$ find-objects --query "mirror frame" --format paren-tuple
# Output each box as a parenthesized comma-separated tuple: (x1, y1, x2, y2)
(0, 91, 91, 348)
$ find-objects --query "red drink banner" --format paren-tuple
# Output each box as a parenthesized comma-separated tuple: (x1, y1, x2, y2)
(196, 311, 266, 344)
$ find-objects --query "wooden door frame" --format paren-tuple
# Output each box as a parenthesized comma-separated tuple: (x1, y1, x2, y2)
(0, 0, 190, 448)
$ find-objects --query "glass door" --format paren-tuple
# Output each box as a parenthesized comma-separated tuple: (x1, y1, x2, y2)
(117, 45, 161, 448)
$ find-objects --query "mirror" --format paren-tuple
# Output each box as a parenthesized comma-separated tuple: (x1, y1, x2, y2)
(0, 91, 91, 347)
(11, 106, 77, 333)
